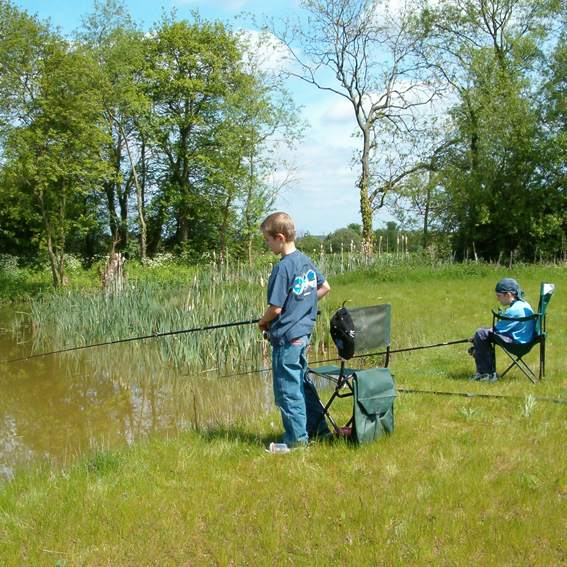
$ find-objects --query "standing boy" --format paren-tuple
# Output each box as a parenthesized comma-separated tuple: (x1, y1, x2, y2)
(258, 212, 331, 446)
(470, 278, 535, 382)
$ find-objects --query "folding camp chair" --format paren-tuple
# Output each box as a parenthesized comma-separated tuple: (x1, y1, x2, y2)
(305, 303, 397, 445)
(491, 282, 555, 383)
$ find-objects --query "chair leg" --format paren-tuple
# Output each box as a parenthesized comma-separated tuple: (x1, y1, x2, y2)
(304, 376, 340, 434)
(500, 361, 514, 379)
(540, 339, 545, 380)
(499, 348, 536, 384)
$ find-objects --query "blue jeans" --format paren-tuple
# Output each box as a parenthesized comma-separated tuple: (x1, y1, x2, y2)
(272, 335, 330, 445)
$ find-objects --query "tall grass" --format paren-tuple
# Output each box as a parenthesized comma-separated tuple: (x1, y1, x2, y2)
(17, 255, 352, 374)
(24, 279, 270, 375)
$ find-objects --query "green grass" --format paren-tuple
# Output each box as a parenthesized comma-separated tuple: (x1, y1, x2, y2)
(1, 262, 567, 565)
(1, 401, 566, 566)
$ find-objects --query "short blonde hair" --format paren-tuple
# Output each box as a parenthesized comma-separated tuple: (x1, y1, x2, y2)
(260, 212, 296, 242)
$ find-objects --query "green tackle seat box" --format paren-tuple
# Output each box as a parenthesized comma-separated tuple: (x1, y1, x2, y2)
(352, 368, 396, 444)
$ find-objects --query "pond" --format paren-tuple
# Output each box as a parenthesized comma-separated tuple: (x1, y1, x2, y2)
(0, 305, 276, 481)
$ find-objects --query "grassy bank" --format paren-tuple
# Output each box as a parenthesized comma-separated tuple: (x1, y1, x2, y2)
(1, 396, 566, 566)
(1, 263, 567, 565)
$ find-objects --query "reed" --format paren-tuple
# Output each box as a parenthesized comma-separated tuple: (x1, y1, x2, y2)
(21, 261, 335, 375)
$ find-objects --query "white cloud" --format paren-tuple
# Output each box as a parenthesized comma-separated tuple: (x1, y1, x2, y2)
(321, 98, 355, 125)
(275, 135, 358, 235)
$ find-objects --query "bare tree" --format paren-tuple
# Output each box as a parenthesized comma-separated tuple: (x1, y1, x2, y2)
(269, 0, 436, 240)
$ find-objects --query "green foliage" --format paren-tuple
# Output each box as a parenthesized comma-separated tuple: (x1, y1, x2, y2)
(0, 2, 111, 286)
(421, 0, 567, 261)
(347, 223, 362, 235)
(0, 2, 302, 270)
(0, 254, 99, 302)
(296, 234, 324, 254)
(324, 227, 363, 252)
(2, 0, 567, 266)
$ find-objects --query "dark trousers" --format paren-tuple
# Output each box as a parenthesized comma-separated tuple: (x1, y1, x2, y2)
(473, 328, 514, 374)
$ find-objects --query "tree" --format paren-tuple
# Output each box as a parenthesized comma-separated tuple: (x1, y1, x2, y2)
(142, 15, 249, 256)
(536, 28, 567, 257)
(420, 0, 564, 260)
(383, 118, 454, 245)
(225, 30, 304, 264)
(296, 233, 324, 254)
(269, 0, 435, 242)
(0, 1, 108, 285)
(325, 227, 363, 252)
(77, 0, 149, 260)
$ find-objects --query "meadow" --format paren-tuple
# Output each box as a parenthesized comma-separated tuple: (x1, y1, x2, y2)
(1, 259, 566, 566)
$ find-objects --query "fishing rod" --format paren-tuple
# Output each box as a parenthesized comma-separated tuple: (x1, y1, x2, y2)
(213, 338, 472, 381)
(0, 318, 261, 366)
(1, 309, 329, 366)
(389, 337, 471, 354)
(341, 337, 472, 361)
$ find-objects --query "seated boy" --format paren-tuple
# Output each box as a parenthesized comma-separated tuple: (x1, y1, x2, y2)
(470, 278, 535, 382)
(258, 212, 332, 446)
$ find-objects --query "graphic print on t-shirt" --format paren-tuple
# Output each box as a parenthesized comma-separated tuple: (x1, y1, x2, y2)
(292, 268, 317, 299)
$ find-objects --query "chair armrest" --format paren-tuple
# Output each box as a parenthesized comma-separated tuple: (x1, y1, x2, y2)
(491, 310, 541, 323)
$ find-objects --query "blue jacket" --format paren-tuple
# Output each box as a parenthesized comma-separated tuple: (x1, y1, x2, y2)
(495, 299, 535, 343)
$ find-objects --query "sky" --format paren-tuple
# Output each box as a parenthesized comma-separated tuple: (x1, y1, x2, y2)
(13, 0, 394, 236)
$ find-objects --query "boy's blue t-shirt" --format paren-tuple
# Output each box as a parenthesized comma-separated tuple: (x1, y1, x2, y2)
(494, 298, 535, 343)
(266, 250, 325, 347)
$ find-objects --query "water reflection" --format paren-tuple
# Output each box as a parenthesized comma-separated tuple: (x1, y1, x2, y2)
(0, 306, 275, 481)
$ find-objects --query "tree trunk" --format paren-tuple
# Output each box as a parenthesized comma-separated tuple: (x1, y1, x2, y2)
(248, 233, 253, 268)
(423, 179, 431, 247)
(119, 121, 147, 263)
(179, 214, 189, 243)
(100, 251, 126, 293)
(105, 181, 120, 245)
(359, 127, 373, 242)
(56, 191, 66, 285)
(37, 188, 59, 288)
(220, 195, 232, 258)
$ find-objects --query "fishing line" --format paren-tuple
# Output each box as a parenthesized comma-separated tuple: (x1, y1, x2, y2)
(0, 318, 260, 365)
(302, 337, 472, 366)
(397, 388, 567, 404)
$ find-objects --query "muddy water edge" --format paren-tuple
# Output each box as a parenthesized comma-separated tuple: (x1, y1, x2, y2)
(0, 305, 274, 481)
